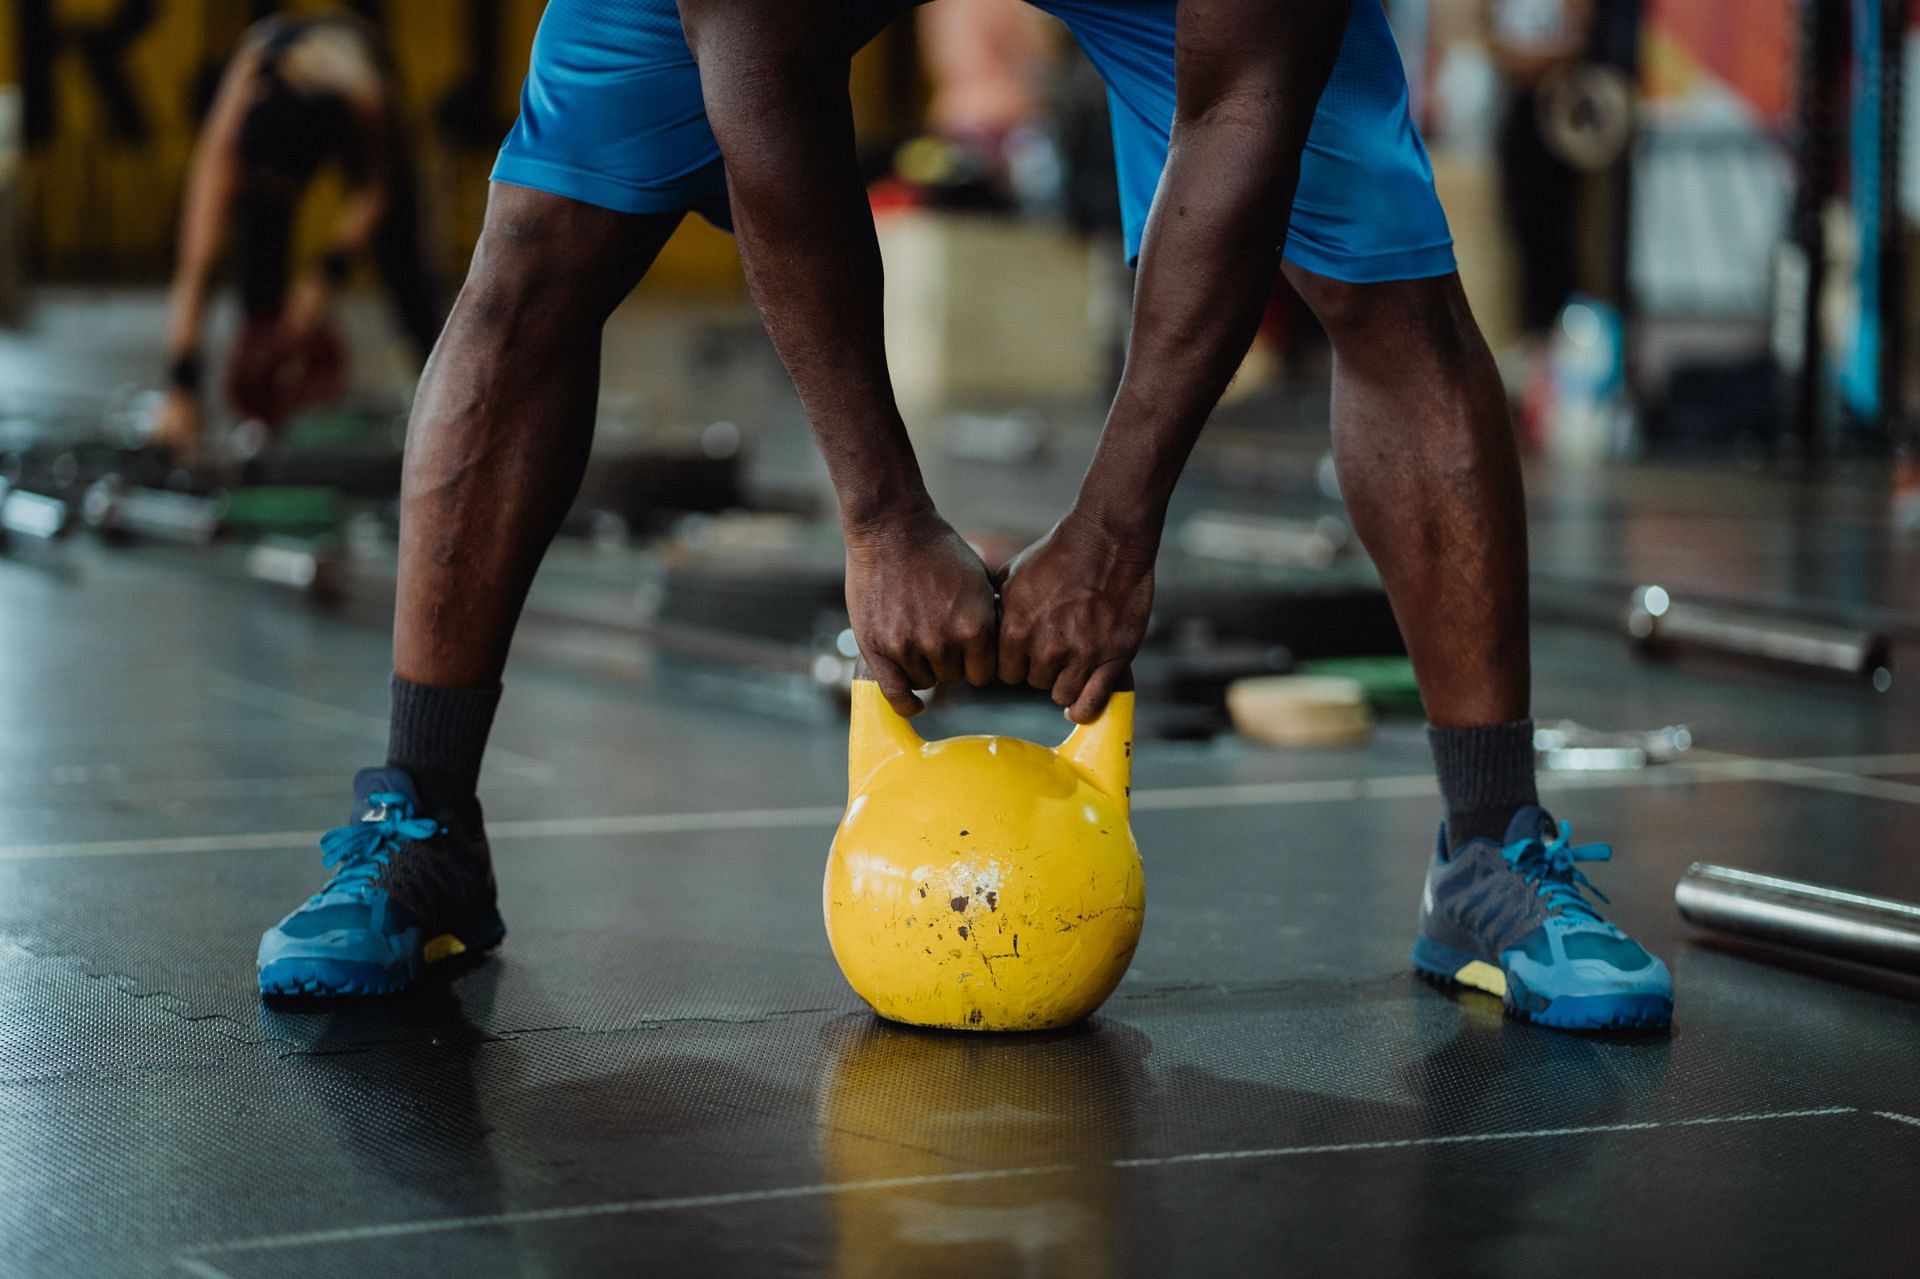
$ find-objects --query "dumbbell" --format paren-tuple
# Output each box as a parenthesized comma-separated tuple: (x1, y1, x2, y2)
(83, 478, 220, 545)
(0, 478, 71, 542)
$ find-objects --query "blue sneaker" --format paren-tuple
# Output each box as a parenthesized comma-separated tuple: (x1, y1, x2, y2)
(257, 768, 505, 997)
(1411, 806, 1673, 1032)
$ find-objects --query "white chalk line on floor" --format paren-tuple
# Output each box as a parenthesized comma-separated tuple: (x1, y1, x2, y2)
(9, 750, 1920, 864)
(170, 1259, 236, 1279)
(1683, 754, 1920, 805)
(175, 1105, 1856, 1260)
(0, 803, 851, 862)
(0, 766, 551, 803)
(199, 671, 554, 776)
(1874, 1110, 1920, 1129)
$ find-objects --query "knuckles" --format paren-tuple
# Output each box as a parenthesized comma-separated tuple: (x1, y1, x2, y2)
(1029, 639, 1069, 668)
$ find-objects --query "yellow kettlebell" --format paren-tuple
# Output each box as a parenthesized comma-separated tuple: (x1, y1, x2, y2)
(824, 679, 1145, 1031)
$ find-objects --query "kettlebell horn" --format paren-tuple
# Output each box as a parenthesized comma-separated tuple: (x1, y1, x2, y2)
(1058, 691, 1134, 811)
(847, 679, 925, 787)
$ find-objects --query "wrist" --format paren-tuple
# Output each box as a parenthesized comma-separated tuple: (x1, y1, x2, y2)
(1066, 493, 1166, 564)
(840, 484, 938, 546)
(166, 352, 203, 394)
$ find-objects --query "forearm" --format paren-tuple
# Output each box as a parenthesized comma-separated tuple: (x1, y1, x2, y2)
(686, 13, 929, 532)
(1076, 0, 1351, 545)
(168, 40, 262, 364)
(1077, 118, 1292, 544)
(166, 150, 237, 362)
(165, 265, 216, 369)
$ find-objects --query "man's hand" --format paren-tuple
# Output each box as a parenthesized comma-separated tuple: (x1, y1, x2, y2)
(997, 511, 1155, 724)
(845, 509, 999, 717)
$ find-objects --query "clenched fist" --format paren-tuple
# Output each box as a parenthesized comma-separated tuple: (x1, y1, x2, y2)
(844, 508, 999, 717)
(996, 510, 1155, 723)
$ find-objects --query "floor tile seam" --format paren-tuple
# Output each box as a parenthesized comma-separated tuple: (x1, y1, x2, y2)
(0, 939, 298, 1051)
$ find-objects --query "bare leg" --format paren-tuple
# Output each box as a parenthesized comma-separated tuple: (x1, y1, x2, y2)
(1290, 271, 1675, 1031)
(1284, 267, 1529, 728)
(393, 184, 683, 687)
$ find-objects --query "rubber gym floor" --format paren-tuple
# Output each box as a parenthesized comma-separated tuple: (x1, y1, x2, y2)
(4, 304, 1919, 1278)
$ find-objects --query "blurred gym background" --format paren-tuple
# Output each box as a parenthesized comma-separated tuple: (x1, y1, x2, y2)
(0, 0, 1914, 727)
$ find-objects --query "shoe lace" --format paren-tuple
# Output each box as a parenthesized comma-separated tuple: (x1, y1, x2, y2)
(1502, 820, 1612, 922)
(313, 792, 440, 903)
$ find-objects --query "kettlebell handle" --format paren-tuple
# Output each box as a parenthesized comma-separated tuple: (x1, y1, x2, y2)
(845, 675, 1134, 810)
(849, 658, 1133, 700)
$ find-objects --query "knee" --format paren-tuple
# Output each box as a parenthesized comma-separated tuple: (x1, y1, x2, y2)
(1292, 273, 1379, 345)
(460, 192, 630, 332)
(1292, 270, 1481, 369)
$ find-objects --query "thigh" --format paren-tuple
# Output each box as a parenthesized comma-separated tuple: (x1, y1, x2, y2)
(491, 0, 732, 226)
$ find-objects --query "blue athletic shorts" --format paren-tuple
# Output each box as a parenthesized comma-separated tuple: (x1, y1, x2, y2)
(491, 0, 1455, 284)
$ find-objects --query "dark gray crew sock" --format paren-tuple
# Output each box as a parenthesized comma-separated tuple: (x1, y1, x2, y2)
(387, 675, 502, 811)
(1427, 719, 1538, 850)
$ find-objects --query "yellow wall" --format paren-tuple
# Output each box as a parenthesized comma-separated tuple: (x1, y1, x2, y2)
(1, 0, 754, 291)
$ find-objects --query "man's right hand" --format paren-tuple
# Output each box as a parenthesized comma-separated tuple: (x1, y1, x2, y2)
(844, 509, 999, 717)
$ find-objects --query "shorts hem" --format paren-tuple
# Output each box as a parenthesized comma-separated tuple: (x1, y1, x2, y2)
(1280, 238, 1457, 284)
(1121, 234, 1456, 284)
(491, 150, 730, 224)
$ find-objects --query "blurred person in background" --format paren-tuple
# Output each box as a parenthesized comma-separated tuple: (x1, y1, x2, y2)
(874, 0, 1055, 213)
(918, 0, 1051, 161)
(152, 9, 442, 457)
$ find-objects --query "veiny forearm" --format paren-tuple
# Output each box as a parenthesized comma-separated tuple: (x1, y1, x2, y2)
(1078, 114, 1294, 543)
(1076, 0, 1352, 546)
(687, 15, 930, 532)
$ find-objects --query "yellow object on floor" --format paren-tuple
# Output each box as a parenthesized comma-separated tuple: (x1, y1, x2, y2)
(824, 681, 1145, 1031)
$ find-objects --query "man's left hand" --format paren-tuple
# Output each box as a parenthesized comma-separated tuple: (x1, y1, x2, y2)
(996, 511, 1156, 724)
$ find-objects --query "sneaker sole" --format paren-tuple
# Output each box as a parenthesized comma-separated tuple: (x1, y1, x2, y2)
(258, 911, 506, 998)
(1411, 936, 1672, 1033)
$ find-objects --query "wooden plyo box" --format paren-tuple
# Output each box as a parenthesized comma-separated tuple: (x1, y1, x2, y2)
(1429, 148, 1520, 355)
(877, 210, 1101, 415)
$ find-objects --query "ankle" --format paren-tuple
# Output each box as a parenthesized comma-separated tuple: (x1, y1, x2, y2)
(1447, 805, 1525, 848)
(1427, 719, 1537, 852)
(386, 675, 502, 811)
